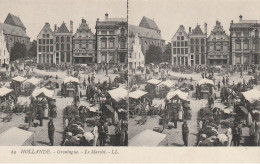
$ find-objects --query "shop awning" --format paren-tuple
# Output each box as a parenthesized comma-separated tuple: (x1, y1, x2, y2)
(108, 87, 128, 102)
(32, 87, 54, 98)
(199, 79, 214, 85)
(158, 80, 175, 88)
(63, 76, 80, 84)
(166, 89, 189, 100)
(242, 89, 260, 103)
(129, 90, 148, 99)
(23, 77, 40, 86)
(147, 79, 161, 85)
(12, 76, 27, 82)
(0, 87, 13, 97)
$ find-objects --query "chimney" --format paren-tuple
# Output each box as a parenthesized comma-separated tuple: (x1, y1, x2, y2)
(70, 21, 73, 33)
(45, 23, 50, 28)
(189, 27, 191, 33)
(204, 23, 207, 35)
(239, 15, 243, 22)
(54, 24, 57, 31)
(105, 13, 108, 20)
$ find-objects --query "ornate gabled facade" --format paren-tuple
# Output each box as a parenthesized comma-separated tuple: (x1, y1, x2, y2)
(96, 13, 127, 64)
(54, 21, 73, 64)
(171, 25, 189, 66)
(230, 15, 260, 65)
(0, 29, 10, 65)
(0, 13, 30, 53)
(37, 23, 55, 64)
(189, 24, 207, 66)
(207, 20, 229, 65)
(73, 19, 95, 64)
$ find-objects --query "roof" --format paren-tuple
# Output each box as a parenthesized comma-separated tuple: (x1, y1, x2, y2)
(96, 18, 127, 27)
(166, 89, 189, 100)
(199, 79, 214, 85)
(129, 24, 164, 40)
(12, 76, 27, 82)
(171, 25, 188, 41)
(0, 23, 29, 38)
(108, 87, 128, 102)
(129, 90, 148, 99)
(105, 18, 127, 22)
(242, 89, 260, 103)
(190, 25, 205, 36)
(37, 23, 54, 38)
(0, 87, 13, 97)
(147, 79, 162, 85)
(23, 77, 41, 86)
(63, 76, 80, 84)
(32, 87, 54, 98)
(56, 22, 70, 33)
(158, 80, 175, 87)
(4, 13, 25, 29)
(139, 16, 160, 31)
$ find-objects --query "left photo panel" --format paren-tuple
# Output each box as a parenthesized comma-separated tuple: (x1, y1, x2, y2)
(0, 0, 128, 146)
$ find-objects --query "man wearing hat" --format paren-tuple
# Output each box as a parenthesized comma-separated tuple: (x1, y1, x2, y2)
(48, 118, 55, 146)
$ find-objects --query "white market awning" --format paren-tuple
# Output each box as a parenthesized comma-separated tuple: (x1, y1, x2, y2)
(199, 79, 214, 85)
(147, 79, 161, 85)
(108, 87, 128, 102)
(129, 90, 148, 99)
(158, 80, 175, 88)
(63, 76, 80, 84)
(242, 89, 260, 103)
(0, 87, 13, 97)
(12, 76, 27, 82)
(166, 89, 189, 100)
(32, 87, 54, 98)
(23, 77, 41, 86)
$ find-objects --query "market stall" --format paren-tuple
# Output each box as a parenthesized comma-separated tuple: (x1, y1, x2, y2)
(198, 78, 214, 99)
(10, 76, 27, 95)
(62, 76, 80, 97)
(158, 80, 175, 98)
(145, 79, 161, 98)
(0, 87, 14, 112)
(129, 90, 148, 116)
(23, 77, 41, 96)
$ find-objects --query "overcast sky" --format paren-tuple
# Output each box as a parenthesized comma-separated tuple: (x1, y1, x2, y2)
(0, 0, 127, 40)
(129, 0, 260, 43)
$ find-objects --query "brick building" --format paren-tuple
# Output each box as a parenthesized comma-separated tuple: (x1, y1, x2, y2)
(207, 20, 229, 65)
(73, 19, 95, 64)
(95, 13, 127, 64)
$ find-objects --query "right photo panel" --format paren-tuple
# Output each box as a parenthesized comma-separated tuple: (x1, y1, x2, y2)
(128, 0, 260, 147)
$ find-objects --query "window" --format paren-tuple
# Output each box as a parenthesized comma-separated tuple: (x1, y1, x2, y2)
(196, 55, 200, 64)
(109, 30, 115, 35)
(173, 42, 176, 47)
(177, 42, 180, 47)
(190, 39, 194, 44)
(244, 41, 249, 50)
(56, 44, 59, 51)
(181, 48, 184, 54)
(46, 39, 49, 44)
(50, 39, 53, 44)
(196, 39, 199, 44)
(109, 38, 115, 48)
(101, 30, 107, 35)
(201, 46, 205, 53)
(177, 36, 180, 40)
(61, 44, 64, 50)
(190, 46, 194, 53)
(66, 52, 70, 62)
(177, 48, 180, 54)
(181, 42, 184, 47)
(39, 39, 42, 44)
(38, 46, 41, 52)
(195, 45, 199, 53)
(42, 39, 45, 44)
(201, 39, 204, 44)
(235, 39, 241, 50)
(120, 28, 125, 35)
(185, 48, 188, 54)
(67, 44, 70, 50)
(179, 32, 182, 35)
(173, 48, 176, 54)
(46, 34, 49, 38)
(185, 41, 188, 46)
(201, 54, 205, 64)
(46, 46, 49, 52)
(120, 39, 126, 48)
(43, 34, 45, 38)
(61, 52, 64, 62)
(101, 38, 107, 49)
(56, 36, 59, 42)
(220, 46, 223, 51)
(181, 36, 184, 40)
(244, 30, 249, 37)
(173, 57, 176, 65)
(61, 36, 64, 42)
(67, 37, 70, 42)
(42, 46, 45, 52)
(236, 32, 241, 37)
(50, 46, 53, 52)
